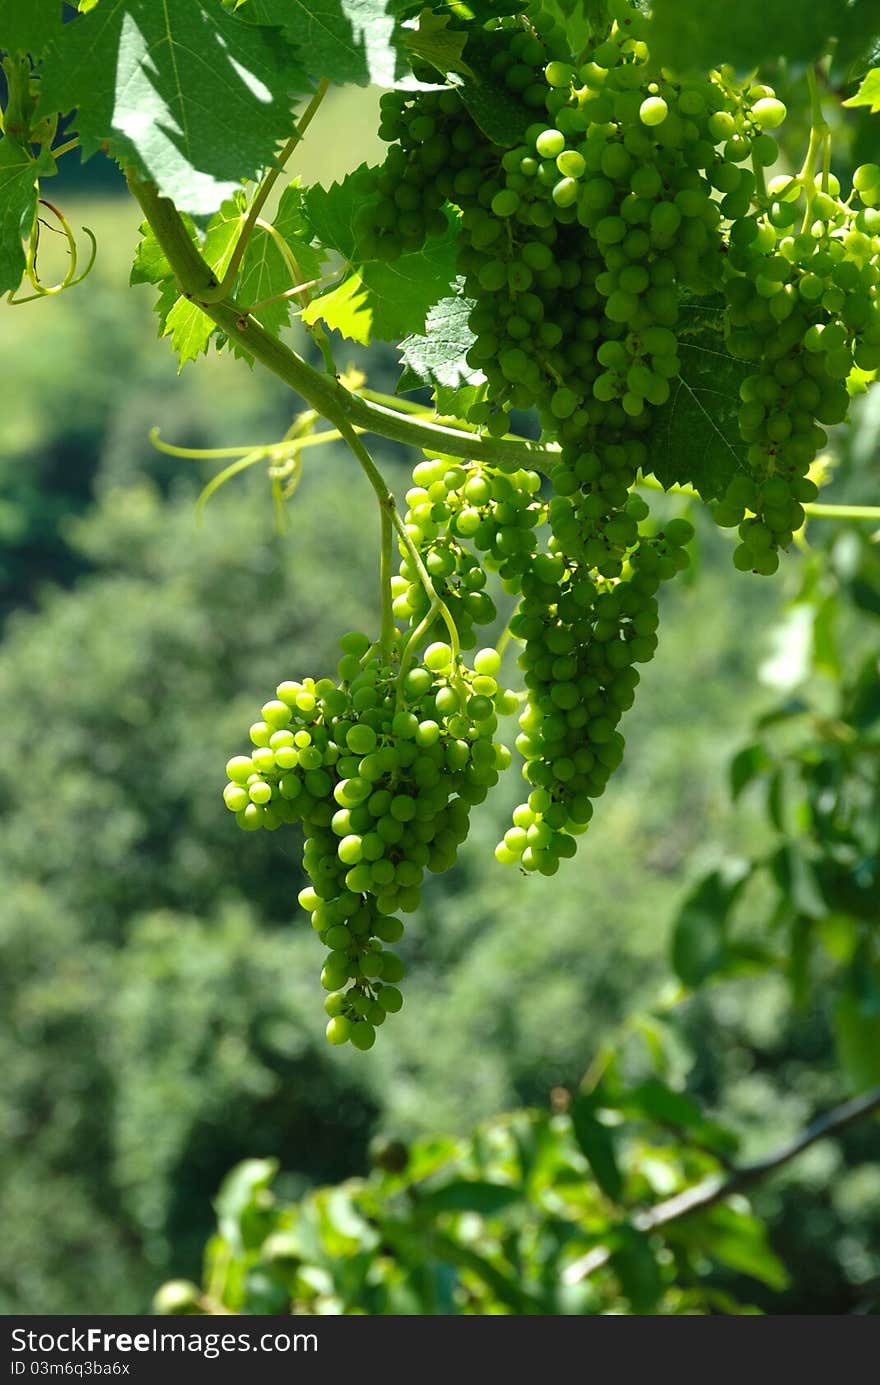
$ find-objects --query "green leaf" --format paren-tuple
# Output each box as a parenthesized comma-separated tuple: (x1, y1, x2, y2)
(769, 844, 827, 921)
(305, 163, 382, 262)
(835, 965, 880, 1089)
(0, 140, 39, 295)
(844, 67, 880, 112)
(131, 202, 244, 365)
(458, 75, 526, 147)
(215, 1157, 278, 1254)
(538, 1, 602, 52)
(402, 9, 472, 79)
(624, 1080, 740, 1157)
(245, 0, 416, 88)
(38, 0, 306, 217)
(303, 214, 460, 345)
(645, 297, 750, 501)
(163, 204, 243, 365)
(570, 1097, 623, 1202)
(668, 1204, 789, 1290)
(647, 0, 856, 71)
(0, 0, 63, 55)
(416, 1179, 521, 1216)
(231, 182, 327, 356)
(671, 860, 751, 988)
(398, 285, 483, 397)
(730, 742, 773, 801)
(609, 1226, 663, 1313)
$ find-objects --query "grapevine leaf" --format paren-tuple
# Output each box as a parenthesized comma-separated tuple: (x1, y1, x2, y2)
(458, 76, 525, 148)
(646, 0, 857, 71)
(131, 202, 244, 366)
(303, 214, 460, 345)
(844, 67, 880, 112)
(163, 206, 243, 364)
(0, 140, 45, 295)
(304, 163, 382, 262)
(538, 1, 603, 52)
(244, 0, 417, 88)
(38, 0, 307, 217)
(229, 183, 327, 357)
(397, 285, 483, 396)
(401, 10, 472, 79)
(0, 0, 64, 55)
(645, 297, 750, 501)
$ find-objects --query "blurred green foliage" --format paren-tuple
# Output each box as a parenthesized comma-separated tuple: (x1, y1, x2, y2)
(1, 178, 879, 1314)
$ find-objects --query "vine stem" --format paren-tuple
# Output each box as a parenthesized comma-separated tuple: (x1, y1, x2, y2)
(202, 78, 330, 303)
(332, 414, 461, 681)
(799, 67, 830, 230)
(124, 177, 555, 473)
(379, 501, 395, 659)
(563, 1084, 880, 1285)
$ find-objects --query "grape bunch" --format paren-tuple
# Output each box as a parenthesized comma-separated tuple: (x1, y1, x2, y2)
(224, 2, 880, 1044)
(392, 455, 546, 648)
(222, 632, 512, 1047)
(714, 168, 880, 570)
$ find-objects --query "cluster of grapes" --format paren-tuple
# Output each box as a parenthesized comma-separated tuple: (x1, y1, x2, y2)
(714, 168, 880, 569)
(222, 632, 512, 1046)
(392, 455, 545, 648)
(224, 4, 880, 1044)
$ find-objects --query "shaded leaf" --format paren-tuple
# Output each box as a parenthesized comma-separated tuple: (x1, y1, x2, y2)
(645, 297, 750, 501)
(415, 1179, 521, 1216)
(571, 1096, 623, 1202)
(770, 845, 827, 921)
(459, 76, 526, 147)
(671, 861, 751, 988)
(609, 1226, 664, 1313)
(835, 964, 880, 1089)
(648, 0, 856, 72)
(0, 0, 63, 55)
(730, 742, 773, 801)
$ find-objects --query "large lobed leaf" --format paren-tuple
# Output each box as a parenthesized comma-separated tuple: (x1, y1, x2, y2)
(243, 0, 431, 88)
(38, 0, 307, 217)
(0, 0, 63, 55)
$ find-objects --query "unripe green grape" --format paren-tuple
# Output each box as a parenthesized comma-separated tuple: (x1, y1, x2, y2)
(751, 97, 786, 129)
(536, 128, 566, 158)
(326, 1016, 351, 1046)
(639, 96, 668, 127)
(350, 1021, 376, 1051)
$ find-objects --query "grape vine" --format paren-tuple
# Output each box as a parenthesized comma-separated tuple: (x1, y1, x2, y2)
(3, 0, 880, 1048)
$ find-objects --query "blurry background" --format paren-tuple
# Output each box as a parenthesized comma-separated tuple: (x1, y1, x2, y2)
(1, 85, 879, 1316)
